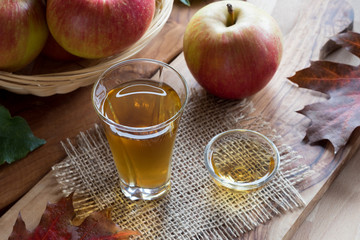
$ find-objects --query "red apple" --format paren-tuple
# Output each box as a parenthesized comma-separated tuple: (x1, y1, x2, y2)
(183, 1, 283, 99)
(0, 0, 48, 72)
(46, 0, 156, 59)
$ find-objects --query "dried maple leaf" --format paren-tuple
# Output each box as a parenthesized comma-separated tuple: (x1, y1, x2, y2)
(8, 193, 140, 240)
(289, 31, 360, 153)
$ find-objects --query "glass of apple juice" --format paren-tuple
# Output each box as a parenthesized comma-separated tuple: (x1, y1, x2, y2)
(92, 59, 189, 201)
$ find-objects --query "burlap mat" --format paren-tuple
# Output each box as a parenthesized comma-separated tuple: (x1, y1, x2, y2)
(53, 92, 308, 239)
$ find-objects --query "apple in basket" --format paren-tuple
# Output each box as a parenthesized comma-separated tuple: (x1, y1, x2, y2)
(41, 34, 80, 61)
(183, 1, 283, 99)
(46, 0, 156, 59)
(0, 0, 48, 72)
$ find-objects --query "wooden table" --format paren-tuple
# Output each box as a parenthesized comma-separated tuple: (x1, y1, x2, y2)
(1, 0, 360, 239)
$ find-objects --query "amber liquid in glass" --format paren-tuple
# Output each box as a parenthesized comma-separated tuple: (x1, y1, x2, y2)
(211, 137, 275, 184)
(101, 80, 182, 189)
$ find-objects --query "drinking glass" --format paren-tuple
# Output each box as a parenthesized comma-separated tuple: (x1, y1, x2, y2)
(92, 58, 188, 200)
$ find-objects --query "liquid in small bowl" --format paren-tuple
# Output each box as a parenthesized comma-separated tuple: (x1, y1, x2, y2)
(204, 129, 280, 192)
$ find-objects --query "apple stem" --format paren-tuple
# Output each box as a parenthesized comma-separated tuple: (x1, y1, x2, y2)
(227, 4, 235, 26)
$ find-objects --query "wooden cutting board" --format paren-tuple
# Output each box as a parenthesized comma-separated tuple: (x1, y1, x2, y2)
(1, 0, 360, 239)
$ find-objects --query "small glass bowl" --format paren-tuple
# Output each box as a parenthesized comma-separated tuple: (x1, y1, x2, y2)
(204, 129, 280, 192)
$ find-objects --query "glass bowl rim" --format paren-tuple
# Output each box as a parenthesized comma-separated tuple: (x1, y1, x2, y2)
(204, 129, 280, 191)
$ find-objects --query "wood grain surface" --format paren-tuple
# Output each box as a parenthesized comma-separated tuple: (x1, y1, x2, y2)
(293, 147, 360, 240)
(1, 0, 360, 239)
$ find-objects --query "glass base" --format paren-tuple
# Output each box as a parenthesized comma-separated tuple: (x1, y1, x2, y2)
(120, 180, 171, 201)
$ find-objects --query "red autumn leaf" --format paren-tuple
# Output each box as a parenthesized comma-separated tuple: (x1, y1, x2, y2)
(8, 193, 140, 240)
(289, 31, 360, 153)
(330, 31, 360, 59)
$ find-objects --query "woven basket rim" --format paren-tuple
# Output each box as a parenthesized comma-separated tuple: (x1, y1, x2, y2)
(0, 0, 173, 96)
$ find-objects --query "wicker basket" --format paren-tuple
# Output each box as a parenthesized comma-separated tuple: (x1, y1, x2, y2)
(0, 0, 173, 97)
